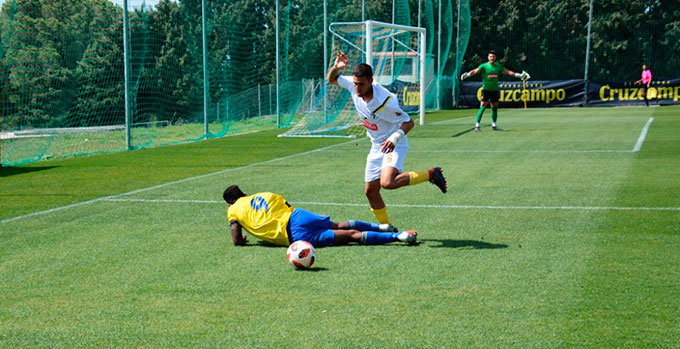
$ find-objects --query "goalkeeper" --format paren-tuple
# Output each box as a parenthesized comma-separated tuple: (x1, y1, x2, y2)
(223, 185, 417, 247)
(461, 50, 530, 131)
(327, 52, 447, 226)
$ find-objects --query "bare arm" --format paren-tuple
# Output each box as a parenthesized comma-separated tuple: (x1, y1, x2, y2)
(503, 68, 530, 80)
(461, 68, 480, 80)
(467, 68, 480, 77)
(230, 221, 247, 246)
(327, 52, 348, 86)
(400, 118, 415, 134)
(502, 69, 516, 76)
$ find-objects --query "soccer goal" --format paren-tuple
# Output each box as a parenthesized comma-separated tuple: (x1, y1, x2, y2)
(280, 20, 430, 138)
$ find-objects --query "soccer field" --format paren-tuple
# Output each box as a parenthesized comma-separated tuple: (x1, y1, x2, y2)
(1, 106, 679, 347)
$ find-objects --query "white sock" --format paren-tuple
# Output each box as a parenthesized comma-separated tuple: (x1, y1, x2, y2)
(492, 122, 497, 127)
(378, 223, 396, 232)
(475, 122, 480, 127)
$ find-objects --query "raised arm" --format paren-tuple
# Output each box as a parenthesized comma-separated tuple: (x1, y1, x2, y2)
(502, 69, 516, 76)
(327, 52, 348, 86)
(461, 68, 480, 80)
(503, 68, 530, 80)
(230, 221, 247, 246)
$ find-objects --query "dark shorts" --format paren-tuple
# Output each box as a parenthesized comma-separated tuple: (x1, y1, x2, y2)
(287, 208, 336, 247)
(481, 90, 500, 103)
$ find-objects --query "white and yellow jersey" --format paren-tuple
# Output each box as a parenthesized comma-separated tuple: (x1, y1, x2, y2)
(337, 75, 411, 145)
(227, 192, 294, 246)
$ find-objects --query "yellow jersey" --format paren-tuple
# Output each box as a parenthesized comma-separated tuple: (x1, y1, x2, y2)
(227, 192, 293, 246)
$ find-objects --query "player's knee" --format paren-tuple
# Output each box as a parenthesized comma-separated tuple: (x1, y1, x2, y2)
(365, 186, 380, 197)
(340, 229, 363, 242)
(380, 177, 398, 189)
(351, 230, 364, 242)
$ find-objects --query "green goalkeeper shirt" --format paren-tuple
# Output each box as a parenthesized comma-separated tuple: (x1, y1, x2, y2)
(477, 62, 506, 91)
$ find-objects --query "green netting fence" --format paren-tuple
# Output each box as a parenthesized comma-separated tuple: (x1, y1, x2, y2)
(461, 0, 679, 85)
(1, 0, 678, 166)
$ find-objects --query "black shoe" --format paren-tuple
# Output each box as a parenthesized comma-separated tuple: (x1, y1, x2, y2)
(429, 167, 447, 193)
(474, 126, 481, 132)
(491, 126, 503, 131)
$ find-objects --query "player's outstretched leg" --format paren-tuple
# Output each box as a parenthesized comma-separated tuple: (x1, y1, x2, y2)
(356, 231, 417, 245)
(345, 220, 398, 232)
(428, 167, 448, 193)
(407, 168, 447, 193)
(396, 230, 417, 244)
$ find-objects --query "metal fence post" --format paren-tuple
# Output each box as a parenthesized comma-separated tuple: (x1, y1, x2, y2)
(122, 0, 132, 150)
(201, 0, 210, 136)
(584, 0, 594, 106)
(276, 0, 281, 127)
(258, 84, 261, 116)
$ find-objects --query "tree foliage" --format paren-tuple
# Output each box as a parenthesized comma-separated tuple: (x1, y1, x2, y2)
(0, 0, 679, 131)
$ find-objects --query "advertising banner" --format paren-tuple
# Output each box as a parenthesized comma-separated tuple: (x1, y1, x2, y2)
(587, 79, 680, 106)
(459, 80, 585, 108)
(385, 80, 421, 113)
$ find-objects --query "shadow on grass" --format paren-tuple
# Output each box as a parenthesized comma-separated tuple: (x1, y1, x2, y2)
(253, 241, 283, 248)
(0, 166, 58, 177)
(294, 267, 329, 272)
(451, 128, 476, 137)
(423, 239, 508, 249)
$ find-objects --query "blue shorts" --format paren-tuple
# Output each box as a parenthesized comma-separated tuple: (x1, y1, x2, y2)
(287, 208, 336, 247)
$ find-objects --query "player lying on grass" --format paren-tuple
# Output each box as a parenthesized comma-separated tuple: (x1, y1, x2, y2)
(460, 49, 530, 131)
(327, 51, 448, 226)
(223, 185, 417, 247)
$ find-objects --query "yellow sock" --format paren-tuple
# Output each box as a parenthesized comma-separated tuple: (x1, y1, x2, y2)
(370, 207, 391, 224)
(408, 171, 429, 186)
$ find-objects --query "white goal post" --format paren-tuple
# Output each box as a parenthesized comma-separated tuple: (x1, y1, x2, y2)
(362, 20, 426, 125)
(280, 20, 429, 139)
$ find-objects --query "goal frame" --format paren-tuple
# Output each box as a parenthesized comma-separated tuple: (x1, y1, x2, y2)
(328, 20, 427, 125)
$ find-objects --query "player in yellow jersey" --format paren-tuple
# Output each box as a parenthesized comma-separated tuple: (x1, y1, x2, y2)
(223, 185, 417, 247)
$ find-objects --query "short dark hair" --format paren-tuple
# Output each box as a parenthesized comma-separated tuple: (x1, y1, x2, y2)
(223, 185, 246, 204)
(353, 63, 373, 79)
(488, 50, 497, 55)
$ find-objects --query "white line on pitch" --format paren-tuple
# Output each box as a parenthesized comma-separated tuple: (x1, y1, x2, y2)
(325, 148, 633, 153)
(1, 140, 356, 224)
(410, 149, 633, 153)
(100, 198, 680, 211)
(633, 117, 654, 152)
(105, 198, 219, 204)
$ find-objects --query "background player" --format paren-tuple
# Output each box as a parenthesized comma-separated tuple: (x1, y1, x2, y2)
(635, 64, 653, 106)
(326, 52, 447, 226)
(223, 185, 417, 247)
(461, 50, 530, 131)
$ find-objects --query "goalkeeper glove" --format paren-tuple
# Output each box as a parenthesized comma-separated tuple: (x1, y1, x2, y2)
(460, 72, 471, 80)
(514, 71, 530, 80)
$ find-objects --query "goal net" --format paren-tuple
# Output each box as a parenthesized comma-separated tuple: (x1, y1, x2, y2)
(280, 20, 432, 138)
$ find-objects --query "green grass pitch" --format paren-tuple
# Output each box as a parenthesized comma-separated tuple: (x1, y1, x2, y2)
(1, 106, 679, 347)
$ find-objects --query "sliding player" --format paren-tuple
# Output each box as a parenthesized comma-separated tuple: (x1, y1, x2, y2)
(223, 185, 417, 247)
(461, 50, 530, 131)
(326, 52, 447, 226)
